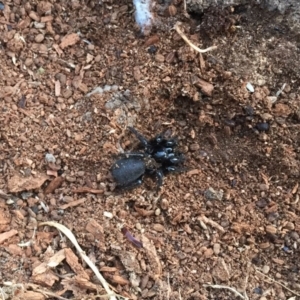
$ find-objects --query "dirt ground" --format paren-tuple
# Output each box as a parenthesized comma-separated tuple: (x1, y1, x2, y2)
(0, 0, 300, 299)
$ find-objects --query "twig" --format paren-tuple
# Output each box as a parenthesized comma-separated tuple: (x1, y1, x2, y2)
(0, 287, 5, 300)
(255, 268, 300, 297)
(39, 221, 123, 300)
(198, 215, 225, 232)
(36, 289, 69, 300)
(167, 273, 170, 300)
(203, 284, 245, 299)
(174, 22, 217, 53)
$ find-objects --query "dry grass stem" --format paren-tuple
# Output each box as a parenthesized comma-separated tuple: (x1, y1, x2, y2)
(203, 284, 246, 299)
(174, 22, 217, 53)
(39, 221, 124, 300)
(255, 268, 300, 297)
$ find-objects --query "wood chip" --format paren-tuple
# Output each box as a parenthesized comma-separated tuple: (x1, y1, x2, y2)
(44, 176, 64, 194)
(8, 173, 49, 193)
(73, 186, 104, 194)
(59, 198, 86, 210)
(0, 229, 18, 244)
(65, 248, 89, 280)
(59, 33, 80, 49)
(193, 77, 214, 96)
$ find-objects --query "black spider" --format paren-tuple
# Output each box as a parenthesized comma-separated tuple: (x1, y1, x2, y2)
(111, 127, 185, 190)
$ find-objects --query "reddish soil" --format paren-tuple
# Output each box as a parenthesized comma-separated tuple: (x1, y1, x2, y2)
(0, 0, 300, 299)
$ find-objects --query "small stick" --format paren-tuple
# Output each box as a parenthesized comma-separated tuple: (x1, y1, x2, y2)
(255, 268, 300, 297)
(39, 221, 122, 300)
(204, 284, 245, 299)
(174, 22, 217, 53)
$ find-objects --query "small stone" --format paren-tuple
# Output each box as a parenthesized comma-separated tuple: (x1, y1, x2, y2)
(155, 208, 161, 216)
(258, 184, 269, 191)
(260, 113, 273, 121)
(290, 231, 299, 240)
(260, 242, 270, 249)
(284, 222, 295, 230)
(103, 211, 113, 218)
(256, 199, 268, 208)
(275, 272, 281, 279)
(153, 224, 164, 232)
(77, 171, 85, 177)
(213, 243, 221, 255)
(256, 122, 269, 132)
(66, 176, 76, 182)
(160, 198, 169, 210)
(45, 153, 56, 163)
(155, 53, 165, 62)
(189, 143, 200, 151)
(63, 89, 73, 99)
(262, 265, 270, 274)
(204, 187, 223, 201)
(246, 82, 254, 93)
(136, 222, 142, 230)
(35, 33, 44, 43)
(24, 58, 34, 66)
(266, 225, 277, 234)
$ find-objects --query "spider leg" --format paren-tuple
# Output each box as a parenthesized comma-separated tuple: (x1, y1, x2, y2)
(116, 177, 143, 190)
(117, 152, 146, 159)
(128, 127, 150, 150)
(163, 165, 186, 173)
(155, 168, 164, 190)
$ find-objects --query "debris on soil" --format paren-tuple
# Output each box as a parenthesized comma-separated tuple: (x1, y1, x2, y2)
(7, 173, 49, 193)
(1, 0, 300, 299)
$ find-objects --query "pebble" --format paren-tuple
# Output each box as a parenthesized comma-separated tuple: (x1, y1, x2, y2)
(45, 153, 56, 163)
(204, 187, 224, 201)
(24, 58, 33, 66)
(260, 113, 273, 121)
(63, 89, 73, 99)
(155, 208, 161, 216)
(189, 143, 200, 151)
(153, 223, 164, 232)
(66, 176, 76, 182)
(21, 192, 33, 200)
(290, 231, 299, 240)
(284, 222, 295, 230)
(256, 198, 268, 208)
(35, 33, 44, 43)
(155, 53, 165, 62)
(253, 287, 263, 294)
(213, 243, 221, 255)
(256, 122, 269, 132)
(275, 272, 281, 279)
(246, 82, 254, 92)
(160, 198, 169, 210)
(262, 265, 270, 274)
(136, 222, 142, 230)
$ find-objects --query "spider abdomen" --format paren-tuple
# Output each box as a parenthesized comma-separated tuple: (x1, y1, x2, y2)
(111, 157, 145, 187)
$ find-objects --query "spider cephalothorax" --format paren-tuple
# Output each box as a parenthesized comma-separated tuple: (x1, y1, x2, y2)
(111, 127, 185, 190)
